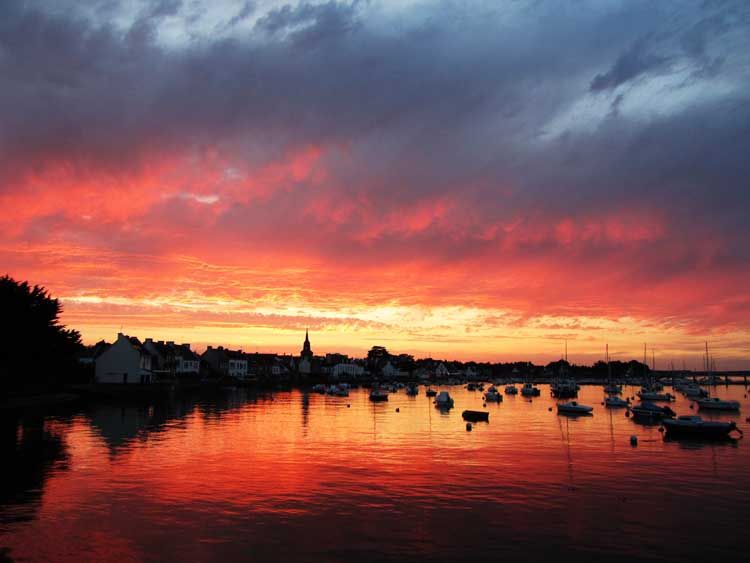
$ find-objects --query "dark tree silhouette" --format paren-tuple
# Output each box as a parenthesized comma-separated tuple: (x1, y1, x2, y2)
(0, 276, 82, 391)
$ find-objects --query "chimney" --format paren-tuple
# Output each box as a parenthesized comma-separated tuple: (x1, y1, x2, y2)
(166, 341, 174, 346)
(182, 343, 190, 349)
(207, 345, 213, 351)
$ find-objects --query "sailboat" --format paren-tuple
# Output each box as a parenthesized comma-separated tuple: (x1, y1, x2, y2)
(603, 343, 622, 395)
(551, 340, 578, 398)
(696, 342, 740, 411)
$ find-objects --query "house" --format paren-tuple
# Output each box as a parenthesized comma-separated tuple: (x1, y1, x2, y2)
(201, 346, 248, 379)
(332, 362, 365, 378)
(435, 363, 450, 378)
(95, 333, 154, 384)
(142, 339, 175, 378)
(173, 343, 200, 376)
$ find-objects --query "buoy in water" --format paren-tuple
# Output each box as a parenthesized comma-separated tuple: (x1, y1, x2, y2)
(396, 408, 400, 412)
(466, 422, 473, 431)
(630, 435, 638, 446)
(625, 410, 631, 417)
(658, 427, 664, 432)
(347, 404, 351, 408)
(548, 407, 552, 412)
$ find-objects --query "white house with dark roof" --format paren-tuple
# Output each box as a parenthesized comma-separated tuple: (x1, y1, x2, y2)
(95, 333, 154, 384)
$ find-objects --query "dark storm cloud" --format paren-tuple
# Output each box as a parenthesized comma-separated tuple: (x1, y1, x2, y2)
(1, 0, 749, 280)
(589, 36, 669, 91)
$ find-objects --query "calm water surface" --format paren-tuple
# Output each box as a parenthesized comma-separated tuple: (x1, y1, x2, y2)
(3, 384, 750, 562)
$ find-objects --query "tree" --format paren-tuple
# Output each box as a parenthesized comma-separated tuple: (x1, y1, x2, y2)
(0, 276, 82, 390)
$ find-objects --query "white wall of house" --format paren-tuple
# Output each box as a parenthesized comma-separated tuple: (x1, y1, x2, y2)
(95, 334, 152, 384)
(176, 355, 200, 375)
(333, 363, 364, 377)
(228, 359, 248, 379)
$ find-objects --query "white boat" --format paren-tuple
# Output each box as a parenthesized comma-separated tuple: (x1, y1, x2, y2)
(434, 391, 455, 409)
(504, 385, 518, 395)
(557, 401, 593, 415)
(484, 387, 502, 402)
(605, 396, 629, 408)
(521, 382, 540, 397)
(696, 397, 740, 411)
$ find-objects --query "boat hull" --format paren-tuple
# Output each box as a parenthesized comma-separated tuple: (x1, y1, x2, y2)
(462, 410, 490, 422)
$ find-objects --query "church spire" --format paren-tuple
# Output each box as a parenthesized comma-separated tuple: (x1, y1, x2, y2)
(301, 329, 312, 358)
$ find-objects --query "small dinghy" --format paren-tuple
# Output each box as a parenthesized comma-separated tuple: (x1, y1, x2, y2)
(605, 396, 629, 408)
(434, 391, 454, 409)
(696, 397, 740, 411)
(425, 388, 438, 397)
(504, 385, 518, 395)
(557, 401, 593, 415)
(462, 410, 489, 422)
(631, 401, 675, 419)
(662, 416, 743, 439)
(406, 384, 419, 396)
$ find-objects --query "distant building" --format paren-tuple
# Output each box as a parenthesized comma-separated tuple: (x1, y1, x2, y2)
(201, 346, 247, 379)
(95, 333, 154, 384)
(332, 363, 365, 378)
(299, 330, 314, 375)
(435, 363, 449, 378)
(174, 343, 200, 376)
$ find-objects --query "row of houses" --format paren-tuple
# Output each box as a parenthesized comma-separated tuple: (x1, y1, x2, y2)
(86, 332, 467, 385)
(90, 333, 303, 384)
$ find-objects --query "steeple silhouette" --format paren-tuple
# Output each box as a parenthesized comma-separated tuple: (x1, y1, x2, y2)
(301, 329, 312, 358)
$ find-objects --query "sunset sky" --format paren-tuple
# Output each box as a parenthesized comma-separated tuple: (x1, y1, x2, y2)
(2, 0, 749, 368)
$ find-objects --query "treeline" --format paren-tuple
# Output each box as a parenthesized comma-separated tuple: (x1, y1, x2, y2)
(1, 275, 84, 392)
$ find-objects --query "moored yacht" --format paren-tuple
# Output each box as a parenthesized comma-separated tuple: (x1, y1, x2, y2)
(662, 416, 742, 439)
(504, 384, 518, 395)
(637, 391, 675, 402)
(696, 397, 740, 411)
(521, 382, 541, 397)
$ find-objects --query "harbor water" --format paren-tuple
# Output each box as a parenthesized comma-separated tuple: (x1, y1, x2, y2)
(2, 384, 749, 562)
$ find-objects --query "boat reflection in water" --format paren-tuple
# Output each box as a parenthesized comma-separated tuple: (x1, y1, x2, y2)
(0, 384, 749, 562)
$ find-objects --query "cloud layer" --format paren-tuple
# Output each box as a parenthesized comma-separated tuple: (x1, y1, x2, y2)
(2, 0, 750, 366)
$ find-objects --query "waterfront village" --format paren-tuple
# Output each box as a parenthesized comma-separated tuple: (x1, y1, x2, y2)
(80, 330, 740, 389)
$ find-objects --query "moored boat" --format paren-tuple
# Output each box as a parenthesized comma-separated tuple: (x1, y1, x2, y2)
(696, 397, 740, 411)
(425, 388, 438, 397)
(551, 379, 579, 398)
(630, 401, 675, 419)
(605, 396, 629, 408)
(662, 416, 743, 439)
(521, 382, 540, 397)
(557, 401, 593, 415)
(504, 385, 518, 395)
(406, 384, 419, 396)
(462, 410, 489, 422)
(369, 389, 389, 402)
(637, 391, 675, 402)
(434, 391, 455, 409)
(483, 386, 502, 402)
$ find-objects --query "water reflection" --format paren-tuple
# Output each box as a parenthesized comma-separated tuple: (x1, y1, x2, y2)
(0, 384, 749, 562)
(0, 413, 69, 525)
